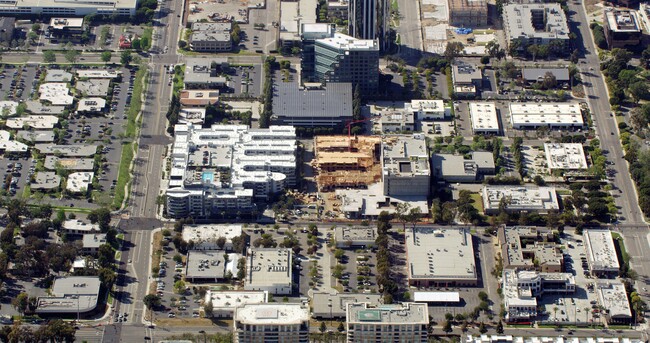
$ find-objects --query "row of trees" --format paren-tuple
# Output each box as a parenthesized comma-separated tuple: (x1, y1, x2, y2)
(0, 320, 76, 342)
(259, 56, 276, 128)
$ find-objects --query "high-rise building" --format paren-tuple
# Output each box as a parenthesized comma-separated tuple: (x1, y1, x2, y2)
(233, 303, 309, 343)
(301, 23, 379, 94)
(348, 0, 388, 50)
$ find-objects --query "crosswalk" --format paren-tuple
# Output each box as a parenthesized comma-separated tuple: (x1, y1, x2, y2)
(75, 326, 105, 343)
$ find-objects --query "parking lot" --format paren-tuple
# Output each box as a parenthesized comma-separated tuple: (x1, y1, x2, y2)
(226, 64, 262, 97)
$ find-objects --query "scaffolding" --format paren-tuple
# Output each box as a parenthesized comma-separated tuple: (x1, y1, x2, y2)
(448, 0, 488, 27)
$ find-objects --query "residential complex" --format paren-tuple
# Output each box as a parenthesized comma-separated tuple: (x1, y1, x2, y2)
(346, 303, 429, 343)
(604, 8, 642, 49)
(313, 135, 382, 191)
(482, 186, 560, 214)
(503, 3, 570, 55)
(165, 125, 297, 219)
(233, 303, 309, 343)
(0, 0, 137, 16)
(405, 227, 477, 287)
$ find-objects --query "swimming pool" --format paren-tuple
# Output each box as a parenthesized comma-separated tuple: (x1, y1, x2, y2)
(202, 171, 214, 183)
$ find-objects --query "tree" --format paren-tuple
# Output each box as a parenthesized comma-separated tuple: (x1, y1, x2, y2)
(174, 280, 186, 294)
(12, 292, 29, 316)
(319, 321, 327, 333)
(444, 42, 464, 61)
(27, 31, 38, 44)
(486, 40, 500, 59)
(64, 49, 80, 63)
(204, 300, 214, 317)
(479, 321, 488, 334)
(630, 107, 648, 132)
(98, 267, 117, 287)
(442, 320, 453, 333)
(441, 201, 458, 224)
(478, 291, 488, 302)
(31, 23, 41, 32)
(629, 82, 650, 103)
(334, 248, 345, 261)
(337, 322, 345, 332)
(88, 207, 111, 232)
(480, 56, 490, 64)
(140, 36, 150, 50)
(131, 38, 141, 50)
(143, 294, 161, 310)
(394, 202, 411, 230)
(120, 51, 133, 66)
(541, 71, 557, 89)
(101, 51, 112, 63)
(216, 236, 227, 249)
(44, 319, 76, 342)
(43, 50, 56, 63)
(97, 243, 114, 269)
(527, 44, 539, 61)
(496, 320, 504, 334)
(430, 199, 442, 223)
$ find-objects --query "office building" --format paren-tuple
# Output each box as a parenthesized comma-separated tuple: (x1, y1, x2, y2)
(497, 226, 563, 273)
(334, 226, 377, 248)
(189, 22, 232, 52)
(469, 102, 499, 134)
(379, 110, 415, 132)
(165, 125, 296, 219)
(179, 90, 220, 107)
(312, 292, 382, 319)
(346, 302, 429, 343)
(604, 8, 642, 49)
(408, 99, 447, 120)
(244, 248, 293, 295)
(182, 224, 243, 251)
(36, 144, 97, 157)
(66, 172, 94, 193)
(183, 58, 229, 89)
(272, 82, 353, 128)
(336, 183, 429, 219)
(301, 23, 336, 82)
(204, 290, 268, 318)
(62, 219, 99, 235)
(584, 228, 620, 276)
(279, 0, 318, 46)
(452, 61, 482, 97)
(17, 131, 55, 143)
(39, 83, 74, 106)
(348, 0, 388, 50)
(312, 32, 379, 94)
(522, 68, 570, 86)
(544, 143, 588, 170)
(503, 269, 575, 322)
(185, 250, 241, 283)
(31, 172, 61, 191)
(448, 0, 488, 27)
(77, 98, 106, 113)
(81, 233, 106, 255)
(0, 130, 28, 153)
(6, 115, 58, 130)
(47, 18, 84, 38)
(35, 277, 101, 316)
(0, 17, 15, 42)
(381, 134, 430, 197)
(482, 186, 560, 214)
(431, 151, 496, 182)
(0, 0, 136, 15)
(510, 102, 584, 129)
(233, 304, 309, 343)
(503, 4, 570, 55)
(405, 227, 477, 287)
(596, 281, 632, 324)
(327, 0, 348, 20)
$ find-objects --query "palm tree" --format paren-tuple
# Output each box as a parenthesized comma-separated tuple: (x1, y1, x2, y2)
(553, 306, 559, 321)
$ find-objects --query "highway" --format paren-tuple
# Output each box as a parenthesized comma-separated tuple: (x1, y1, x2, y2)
(567, 0, 650, 298)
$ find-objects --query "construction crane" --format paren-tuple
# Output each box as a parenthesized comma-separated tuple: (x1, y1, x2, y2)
(346, 118, 370, 152)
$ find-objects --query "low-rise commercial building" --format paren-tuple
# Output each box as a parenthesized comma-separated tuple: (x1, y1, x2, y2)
(44, 156, 94, 171)
(62, 219, 99, 235)
(336, 183, 429, 219)
(39, 83, 74, 106)
(346, 303, 429, 343)
(312, 292, 382, 319)
(272, 83, 352, 128)
(334, 226, 377, 248)
(233, 304, 309, 343)
(596, 281, 632, 324)
(183, 58, 229, 89)
(25, 101, 64, 115)
(244, 248, 293, 295)
(182, 224, 243, 251)
(503, 269, 575, 322)
(408, 99, 447, 120)
(469, 102, 499, 134)
(544, 143, 588, 170)
(36, 144, 97, 157)
(584, 228, 620, 276)
(482, 186, 560, 214)
(82, 234, 106, 255)
(510, 102, 584, 129)
(0, 101, 18, 117)
(498, 226, 562, 272)
(604, 8, 642, 49)
(405, 227, 477, 287)
(379, 111, 415, 133)
(179, 90, 220, 107)
(0, 130, 28, 153)
(522, 68, 570, 87)
(31, 172, 61, 191)
(503, 3, 570, 55)
(204, 290, 268, 318)
(44, 69, 73, 83)
(66, 172, 94, 193)
(178, 107, 206, 125)
(382, 135, 430, 197)
(189, 22, 232, 52)
(6, 115, 58, 130)
(17, 131, 55, 143)
(185, 250, 240, 283)
(76, 70, 121, 79)
(452, 62, 482, 97)
(47, 18, 84, 38)
(77, 98, 106, 113)
(431, 151, 495, 182)
(35, 277, 101, 316)
(76, 79, 111, 97)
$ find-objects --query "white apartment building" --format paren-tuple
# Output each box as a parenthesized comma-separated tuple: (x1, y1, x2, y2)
(346, 302, 429, 343)
(233, 303, 309, 343)
(165, 124, 297, 219)
(0, 0, 136, 16)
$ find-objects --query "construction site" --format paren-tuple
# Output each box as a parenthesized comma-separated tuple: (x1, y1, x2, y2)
(311, 135, 383, 192)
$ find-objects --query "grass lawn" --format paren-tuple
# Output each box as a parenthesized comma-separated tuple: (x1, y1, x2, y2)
(470, 192, 484, 213)
(125, 66, 148, 138)
(112, 142, 136, 209)
(22, 185, 31, 199)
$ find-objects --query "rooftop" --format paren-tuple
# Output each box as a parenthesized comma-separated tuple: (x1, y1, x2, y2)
(24, 101, 64, 115)
(346, 302, 429, 324)
(316, 32, 378, 51)
(182, 224, 243, 249)
(503, 3, 569, 40)
(77, 98, 106, 113)
(605, 9, 641, 32)
(17, 130, 55, 143)
(0, 101, 18, 117)
(0, 130, 28, 152)
(498, 226, 559, 269)
(234, 303, 309, 325)
(62, 219, 99, 233)
(483, 186, 559, 212)
(44, 69, 73, 83)
(44, 156, 94, 171)
(48, 17, 83, 29)
(184, 58, 229, 85)
(76, 79, 111, 97)
(335, 182, 429, 217)
(382, 135, 430, 177)
(179, 90, 220, 106)
(584, 228, 619, 272)
(186, 250, 240, 280)
(39, 83, 73, 106)
(544, 143, 588, 170)
(6, 115, 59, 130)
(76, 70, 121, 79)
(273, 82, 352, 119)
(469, 102, 499, 131)
(82, 233, 106, 249)
(431, 151, 495, 180)
(452, 62, 482, 84)
(205, 290, 268, 310)
(522, 68, 570, 82)
(66, 172, 94, 193)
(335, 226, 377, 243)
(596, 281, 631, 318)
(31, 171, 61, 190)
(245, 248, 292, 289)
(312, 292, 382, 318)
(36, 144, 97, 157)
(36, 276, 100, 314)
(405, 227, 477, 281)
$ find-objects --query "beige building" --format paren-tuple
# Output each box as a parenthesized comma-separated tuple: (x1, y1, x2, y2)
(233, 304, 309, 343)
(346, 303, 429, 343)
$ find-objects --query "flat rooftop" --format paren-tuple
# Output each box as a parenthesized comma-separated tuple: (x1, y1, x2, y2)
(382, 135, 430, 177)
(503, 3, 569, 40)
(31, 171, 61, 190)
(245, 248, 292, 289)
(17, 130, 55, 143)
(76, 70, 121, 79)
(82, 233, 106, 249)
(25, 101, 64, 115)
(469, 102, 499, 131)
(49, 17, 83, 29)
(44, 69, 73, 83)
(45, 156, 94, 171)
(6, 115, 59, 129)
(273, 82, 352, 120)
(76, 79, 111, 97)
(317, 33, 379, 51)
(453, 62, 482, 84)
(405, 227, 477, 281)
(584, 229, 619, 271)
(606, 9, 641, 32)
(36, 144, 97, 157)
(335, 226, 377, 243)
(522, 68, 570, 82)
(596, 281, 631, 318)
(36, 276, 100, 314)
(483, 186, 559, 212)
(182, 224, 243, 249)
(544, 143, 588, 170)
(510, 102, 584, 126)
(205, 290, 268, 310)
(346, 302, 429, 324)
(312, 292, 382, 317)
(66, 172, 93, 193)
(234, 303, 309, 325)
(186, 250, 240, 280)
(39, 83, 73, 106)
